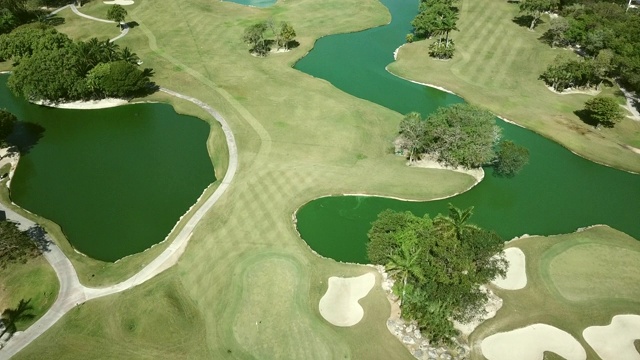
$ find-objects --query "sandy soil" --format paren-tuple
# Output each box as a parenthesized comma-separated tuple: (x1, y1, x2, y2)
(34, 98, 128, 109)
(583, 314, 640, 360)
(481, 324, 586, 360)
(103, 0, 134, 5)
(546, 86, 600, 96)
(410, 155, 484, 182)
(491, 247, 527, 290)
(319, 272, 375, 327)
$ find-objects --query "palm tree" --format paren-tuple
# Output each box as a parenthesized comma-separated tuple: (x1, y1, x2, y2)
(386, 239, 425, 305)
(435, 204, 478, 240)
(119, 47, 139, 65)
(0, 299, 34, 339)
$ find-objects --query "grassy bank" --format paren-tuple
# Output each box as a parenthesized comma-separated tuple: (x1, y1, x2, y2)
(12, 0, 478, 357)
(388, 0, 640, 173)
(0, 256, 59, 331)
(470, 226, 640, 359)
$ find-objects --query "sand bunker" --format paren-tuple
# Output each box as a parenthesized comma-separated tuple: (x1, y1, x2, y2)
(492, 247, 527, 290)
(35, 98, 128, 109)
(583, 314, 640, 360)
(319, 272, 375, 327)
(103, 0, 134, 5)
(481, 324, 586, 360)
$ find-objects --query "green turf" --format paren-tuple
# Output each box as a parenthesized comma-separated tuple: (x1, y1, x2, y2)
(388, 0, 640, 173)
(469, 226, 640, 360)
(0, 256, 59, 331)
(10, 0, 476, 356)
(52, 8, 121, 42)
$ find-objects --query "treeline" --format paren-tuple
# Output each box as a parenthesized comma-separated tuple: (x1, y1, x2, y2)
(367, 205, 507, 344)
(0, 24, 154, 102)
(410, 0, 459, 59)
(396, 104, 530, 177)
(0, 0, 73, 35)
(538, 0, 640, 93)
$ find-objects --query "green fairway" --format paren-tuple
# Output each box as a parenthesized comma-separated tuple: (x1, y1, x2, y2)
(470, 226, 640, 359)
(9, 0, 475, 357)
(388, 0, 640, 173)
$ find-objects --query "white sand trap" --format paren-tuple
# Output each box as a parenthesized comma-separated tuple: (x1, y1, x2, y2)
(103, 0, 134, 5)
(319, 272, 375, 327)
(583, 314, 640, 360)
(491, 247, 527, 290)
(481, 324, 586, 360)
(34, 98, 128, 109)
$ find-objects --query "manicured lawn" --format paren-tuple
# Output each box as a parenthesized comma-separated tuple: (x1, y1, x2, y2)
(388, 0, 640, 173)
(52, 8, 120, 42)
(0, 256, 59, 331)
(469, 226, 640, 359)
(10, 0, 477, 357)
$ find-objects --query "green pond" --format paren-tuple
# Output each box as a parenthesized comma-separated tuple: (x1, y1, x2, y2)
(294, 0, 640, 263)
(0, 75, 215, 262)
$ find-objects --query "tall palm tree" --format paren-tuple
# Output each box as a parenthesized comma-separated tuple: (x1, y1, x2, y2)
(435, 204, 478, 240)
(0, 299, 34, 339)
(386, 239, 425, 305)
(119, 47, 139, 65)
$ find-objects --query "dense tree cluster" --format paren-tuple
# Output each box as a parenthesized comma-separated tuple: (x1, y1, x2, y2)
(0, 220, 39, 268)
(242, 20, 296, 57)
(518, 0, 559, 30)
(539, 0, 640, 93)
(410, 0, 459, 59)
(367, 205, 507, 344)
(540, 50, 614, 92)
(0, 24, 153, 102)
(397, 104, 530, 175)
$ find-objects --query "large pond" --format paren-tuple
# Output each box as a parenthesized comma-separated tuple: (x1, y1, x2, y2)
(294, 0, 640, 263)
(0, 75, 215, 262)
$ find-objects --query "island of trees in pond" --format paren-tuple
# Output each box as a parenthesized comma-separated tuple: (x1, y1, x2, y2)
(396, 104, 530, 177)
(367, 205, 507, 344)
(0, 23, 154, 102)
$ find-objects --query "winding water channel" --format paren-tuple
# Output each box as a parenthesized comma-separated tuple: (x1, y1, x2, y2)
(294, 0, 640, 263)
(0, 75, 215, 261)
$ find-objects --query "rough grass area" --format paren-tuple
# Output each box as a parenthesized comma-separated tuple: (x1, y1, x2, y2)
(0, 256, 59, 330)
(13, 273, 212, 359)
(470, 226, 640, 359)
(12, 0, 478, 357)
(388, 0, 640, 173)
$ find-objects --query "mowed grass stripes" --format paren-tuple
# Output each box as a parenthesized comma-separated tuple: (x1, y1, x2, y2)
(389, 0, 640, 172)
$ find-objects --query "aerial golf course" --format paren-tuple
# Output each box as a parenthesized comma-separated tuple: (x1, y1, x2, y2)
(0, 0, 639, 358)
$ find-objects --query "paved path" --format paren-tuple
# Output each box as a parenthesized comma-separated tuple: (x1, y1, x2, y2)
(0, 88, 238, 359)
(619, 86, 640, 121)
(51, 4, 129, 42)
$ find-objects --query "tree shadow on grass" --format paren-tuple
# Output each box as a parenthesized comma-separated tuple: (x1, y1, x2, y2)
(42, 15, 65, 26)
(25, 225, 52, 253)
(0, 299, 35, 340)
(126, 21, 139, 29)
(512, 15, 544, 29)
(574, 109, 598, 127)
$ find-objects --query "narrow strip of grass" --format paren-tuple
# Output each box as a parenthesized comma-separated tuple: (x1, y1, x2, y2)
(388, 0, 640, 173)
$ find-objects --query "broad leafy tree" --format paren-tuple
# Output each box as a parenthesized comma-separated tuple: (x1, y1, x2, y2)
(423, 103, 500, 168)
(0, 220, 39, 268)
(494, 140, 530, 177)
(397, 112, 427, 162)
(584, 96, 625, 128)
(279, 21, 296, 50)
(243, 21, 268, 56)
(106, 4, 127, 30)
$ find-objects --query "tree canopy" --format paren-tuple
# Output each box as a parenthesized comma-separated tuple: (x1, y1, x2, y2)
(494, 140, 530, 177)
(367, 205, 507, 344)
(519, 0, 559, 30)
(0, 220, 39, 268)
(106, 5, 127, 28)
(243, 20, 296, 56)
(1, 25, 154, 102)
(584, 96, 625, 127)
(411, 0, 459, 59)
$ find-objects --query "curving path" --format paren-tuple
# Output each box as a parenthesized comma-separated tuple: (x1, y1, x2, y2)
(0, 88, 238, 359)
(50, 4, 129, 42)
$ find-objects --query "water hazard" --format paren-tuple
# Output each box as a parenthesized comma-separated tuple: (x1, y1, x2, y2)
(294, 0, 640, 263)
(0, 75, 215, 261)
